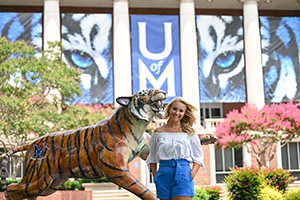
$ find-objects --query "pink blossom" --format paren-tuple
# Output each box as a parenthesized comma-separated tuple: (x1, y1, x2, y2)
(214, 101, 300, 150)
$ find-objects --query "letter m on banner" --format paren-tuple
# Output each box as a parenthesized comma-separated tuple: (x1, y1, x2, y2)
(139, 59, 175, 96)
(131, 15, 182, 103)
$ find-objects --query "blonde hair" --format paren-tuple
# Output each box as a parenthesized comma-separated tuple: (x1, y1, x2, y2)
(164, 97, 198, 136)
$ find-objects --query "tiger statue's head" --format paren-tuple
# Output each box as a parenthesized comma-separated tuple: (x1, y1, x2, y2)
(116, 89, 167, 122)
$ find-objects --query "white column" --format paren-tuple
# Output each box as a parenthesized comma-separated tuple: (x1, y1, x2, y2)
(243, 144, 252, 166)
(140, 159, 147, 186)
(180, 0, 202, 130)
(276, 142, 282, 168)
(43, 0, 61, 50)
(241, 0, 265, 109)
(43, 0, 61, 103)
(210, 144, 216, 185)
(113, 0, 132, 101)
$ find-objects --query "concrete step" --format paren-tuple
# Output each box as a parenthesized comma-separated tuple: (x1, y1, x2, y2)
(93, 190, 130, 197)
(93, 193, 132, 198)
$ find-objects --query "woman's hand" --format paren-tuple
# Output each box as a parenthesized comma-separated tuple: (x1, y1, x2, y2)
(190, 171, 195, 181)
(150, 163, 157, 177)
(190, 162, 200, 181)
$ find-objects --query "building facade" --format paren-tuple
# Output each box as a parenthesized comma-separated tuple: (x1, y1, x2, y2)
(0, 0, 300, 187)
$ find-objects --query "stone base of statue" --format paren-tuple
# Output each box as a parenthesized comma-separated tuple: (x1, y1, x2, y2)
(82, 182, 120, 191)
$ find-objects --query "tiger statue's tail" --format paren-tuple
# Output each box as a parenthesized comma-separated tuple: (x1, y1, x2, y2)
(1, 145, 30, 200)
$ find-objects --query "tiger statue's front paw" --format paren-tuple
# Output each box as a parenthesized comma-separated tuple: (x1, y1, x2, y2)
(199, 133, 218, 145)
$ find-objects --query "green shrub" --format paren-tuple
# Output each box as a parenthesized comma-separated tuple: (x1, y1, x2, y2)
(59, 179, 81, 190)
(193, 186, 211, 200)
(258, 185, 284, 200)
(284, 188, 300, 200)
(261, 167, 292, 193)
(204, 185, 222, 200)
(224, 165, 263, 200)
(76, 177, 110, 190)
(92, 177, 110, 183)
(0, 178, 110, 191)
(59, 178, 109, 190)
(78, 177, 109, 184)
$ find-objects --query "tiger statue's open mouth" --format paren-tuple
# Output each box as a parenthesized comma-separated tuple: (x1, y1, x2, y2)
(149, 91, 166, 118)
(116, 89, 167, 122)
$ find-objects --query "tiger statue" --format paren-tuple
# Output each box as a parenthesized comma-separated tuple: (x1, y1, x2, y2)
(1, 89, 167, 200)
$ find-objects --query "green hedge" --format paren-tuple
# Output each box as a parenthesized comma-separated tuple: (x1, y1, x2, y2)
(225, 165, 262, 200)
(261, 167, 292, 193)
(0, 177, 110, 191)
(258, 185, 284, 200)
(193, 186, 223, 200)
(0, 179, 21, 192)
(284, 188, 300, 200)
(193, 187, 211, 200)
(224, 164, 293, 200)
(59, 177, 110, 190)
(204, 186, 222, 200)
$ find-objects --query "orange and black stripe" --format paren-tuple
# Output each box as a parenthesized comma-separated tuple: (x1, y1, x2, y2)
(1, 145, 30, 200)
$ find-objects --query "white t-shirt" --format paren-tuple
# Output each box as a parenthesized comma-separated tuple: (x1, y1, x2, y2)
(146, 132, 204, 170)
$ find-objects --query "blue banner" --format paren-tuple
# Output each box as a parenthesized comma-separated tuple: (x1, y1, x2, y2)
(0, 13, 42, 54)
(62, 14, 113, 104)
(260, 16, 300, 104)
(131, 15, 182, 103)
(196, 15, 246, 103)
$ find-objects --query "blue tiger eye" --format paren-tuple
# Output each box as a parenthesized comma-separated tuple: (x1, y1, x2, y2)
(215, 52, 235, 68)
(71, 51, 93, 68)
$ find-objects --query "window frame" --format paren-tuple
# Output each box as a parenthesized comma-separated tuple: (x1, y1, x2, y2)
(215, 147, 243, 184)
(281, 142, 300, 182)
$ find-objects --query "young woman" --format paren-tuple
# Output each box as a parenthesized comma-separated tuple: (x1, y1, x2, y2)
(146, 97, 205, 200)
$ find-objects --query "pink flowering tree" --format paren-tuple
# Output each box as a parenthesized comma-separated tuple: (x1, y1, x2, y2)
(215, 101, 300, 167)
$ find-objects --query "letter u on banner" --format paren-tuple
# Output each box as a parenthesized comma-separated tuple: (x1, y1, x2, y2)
(131, 15, 182, 103)
(138, 22, 172, 60)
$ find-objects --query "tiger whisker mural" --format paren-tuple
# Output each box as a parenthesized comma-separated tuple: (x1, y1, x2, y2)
(1, 89, 167, 200)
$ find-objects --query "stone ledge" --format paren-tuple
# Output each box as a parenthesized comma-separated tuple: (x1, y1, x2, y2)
(82, 182, 120, 191)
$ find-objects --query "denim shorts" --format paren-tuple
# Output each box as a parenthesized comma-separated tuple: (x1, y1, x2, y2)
(154, 159, 195, 199)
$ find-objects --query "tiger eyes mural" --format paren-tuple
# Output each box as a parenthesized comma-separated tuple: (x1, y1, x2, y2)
(196, 15, 300, 104)
(0, 12, 43, 107)
(260, 16, 300, 104)
(0, 12, 42, 54)
(196, 15, 246, 103)
(61, 13, 114, 104)
(1, 89, 167, 200)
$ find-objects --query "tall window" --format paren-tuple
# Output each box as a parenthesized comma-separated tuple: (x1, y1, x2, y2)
(0, 158, 24, 179)
(281, 142, 300, 181)
(215, 148, 243, 183)
(0, 148, 24, 179)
